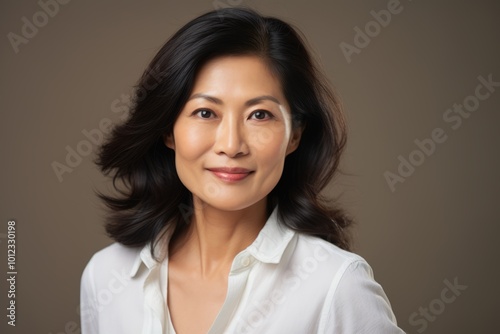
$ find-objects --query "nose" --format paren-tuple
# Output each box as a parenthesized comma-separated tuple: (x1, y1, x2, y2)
(213, 114, 249, 157)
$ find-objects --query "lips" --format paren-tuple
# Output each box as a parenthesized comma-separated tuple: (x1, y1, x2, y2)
(207, 167, 253, 182)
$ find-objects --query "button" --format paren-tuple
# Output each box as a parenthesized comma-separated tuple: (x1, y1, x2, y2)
(241, 257, 251, 267)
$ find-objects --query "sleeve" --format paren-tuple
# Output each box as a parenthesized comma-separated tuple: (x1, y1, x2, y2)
(319, 259, 406, 334)
(80, 256, 99, 334)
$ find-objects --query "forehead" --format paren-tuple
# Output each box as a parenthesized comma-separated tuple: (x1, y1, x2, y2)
(191, 55, 284, 100)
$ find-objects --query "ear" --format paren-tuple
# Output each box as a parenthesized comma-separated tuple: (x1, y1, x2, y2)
(286, 126, 303, 155)
(164, 133, 175, 150)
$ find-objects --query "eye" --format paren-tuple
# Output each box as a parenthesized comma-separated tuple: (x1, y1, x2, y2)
(249, 110, 273, 120)
(194, 109, 215, 119)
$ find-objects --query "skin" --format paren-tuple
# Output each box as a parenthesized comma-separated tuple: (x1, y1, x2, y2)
(164, 55, 302, 334)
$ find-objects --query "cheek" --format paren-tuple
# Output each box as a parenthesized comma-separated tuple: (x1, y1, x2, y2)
(252, 124, 289, 155)
(173, 124, 211, 161)
(252, 127, 290, 170)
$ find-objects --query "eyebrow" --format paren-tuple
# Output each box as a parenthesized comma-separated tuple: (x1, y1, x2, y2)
(188, 93, 282, 106)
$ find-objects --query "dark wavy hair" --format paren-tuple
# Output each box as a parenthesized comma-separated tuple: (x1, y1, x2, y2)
(97, 7, 352, 256)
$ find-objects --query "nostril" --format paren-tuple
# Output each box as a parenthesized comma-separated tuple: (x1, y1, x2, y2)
(213, 122, 249, 157)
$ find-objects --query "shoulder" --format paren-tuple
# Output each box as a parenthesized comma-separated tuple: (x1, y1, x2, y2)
(291, 233, 368, 276)
(87, 242, 141, 268)
(291, 234, 382, 301)
(292, 236, 404, 333)
(288, 235, 404, 332)
(277, 233, 375, 304)
(80, 243, 147, 333)
(81, 243, 142, 288)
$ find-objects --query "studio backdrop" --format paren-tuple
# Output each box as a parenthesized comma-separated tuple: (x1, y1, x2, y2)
(1, 0, 499, 333)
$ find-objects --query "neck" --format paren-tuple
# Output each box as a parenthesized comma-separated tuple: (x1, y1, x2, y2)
(169, 197, 268, 279)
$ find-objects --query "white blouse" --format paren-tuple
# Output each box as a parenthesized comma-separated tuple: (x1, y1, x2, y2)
(80, 209, 405, 333)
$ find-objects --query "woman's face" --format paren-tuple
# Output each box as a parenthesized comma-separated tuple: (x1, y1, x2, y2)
(166, 55, 301, 211)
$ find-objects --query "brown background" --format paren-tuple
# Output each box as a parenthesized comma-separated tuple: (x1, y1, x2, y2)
(1, 0, 499, 333)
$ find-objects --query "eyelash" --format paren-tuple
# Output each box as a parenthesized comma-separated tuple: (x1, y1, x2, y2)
(249, 110, 274, 120)
(193, 109, 214, 119)
(192, 109, 274, 120)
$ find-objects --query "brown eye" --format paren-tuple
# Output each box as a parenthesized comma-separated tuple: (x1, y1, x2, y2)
(195, 109, 214, 118)
(250, 110, 272, 120)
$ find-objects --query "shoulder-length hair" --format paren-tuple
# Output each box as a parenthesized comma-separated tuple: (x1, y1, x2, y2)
(97, 7, 352, 255)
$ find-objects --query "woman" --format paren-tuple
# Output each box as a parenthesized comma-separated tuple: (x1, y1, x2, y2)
(80, 7, 405, 334)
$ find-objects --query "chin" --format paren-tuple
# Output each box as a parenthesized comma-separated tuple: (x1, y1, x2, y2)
(195, 195, 266, 212)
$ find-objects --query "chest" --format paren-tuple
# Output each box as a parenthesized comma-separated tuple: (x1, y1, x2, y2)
(167, 266, 228, 334)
